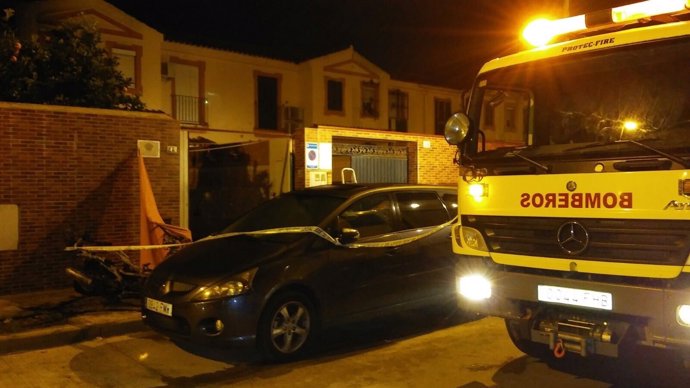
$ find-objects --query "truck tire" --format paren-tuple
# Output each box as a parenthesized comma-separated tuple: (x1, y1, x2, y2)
(505, 318, 551, 360)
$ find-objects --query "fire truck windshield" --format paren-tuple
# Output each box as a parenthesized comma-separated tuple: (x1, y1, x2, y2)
(466, 37, 690, 162)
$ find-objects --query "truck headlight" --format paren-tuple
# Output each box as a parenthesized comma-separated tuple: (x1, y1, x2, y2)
(468, 183, 488, 201)
(192, 267, 258, 301)
(678, 305, 690, 326)
(457, 274, 492, 301)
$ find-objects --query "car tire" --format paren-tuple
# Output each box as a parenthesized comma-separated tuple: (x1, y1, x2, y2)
(258, 291, 318, 362)
(505, 318, 551, 360)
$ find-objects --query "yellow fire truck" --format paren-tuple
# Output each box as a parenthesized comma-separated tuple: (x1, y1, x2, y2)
(445, 0, 690, 364)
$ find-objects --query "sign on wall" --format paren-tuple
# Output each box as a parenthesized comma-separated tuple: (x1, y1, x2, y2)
(309, 171, 328, 187)
(306, 142, 318, 169)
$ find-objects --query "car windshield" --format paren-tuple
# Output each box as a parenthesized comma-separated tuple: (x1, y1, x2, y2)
(467, 37, 690, 160)
(222, 192, 345, 234)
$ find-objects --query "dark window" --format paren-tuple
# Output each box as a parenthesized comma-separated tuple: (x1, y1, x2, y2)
(361, 80, 379, 118)
(483, 101, 495, 128)
(505, 103, 516, 131)
(327, 79, 344, 112)
(434, 98, 452, 135)
(339, 194, 394, 238)
(396, 192, 449, 229)
(389, 89, 408, 131)
(257, 75, 279, 129)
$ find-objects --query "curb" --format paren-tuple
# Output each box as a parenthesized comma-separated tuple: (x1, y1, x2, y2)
(0, 311, 147, 355)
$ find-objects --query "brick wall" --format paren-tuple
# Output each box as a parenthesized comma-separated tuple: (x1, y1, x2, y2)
(416, 136, 459, 186)
(294, 126, 458, 189)
(0, 102, 181, 294)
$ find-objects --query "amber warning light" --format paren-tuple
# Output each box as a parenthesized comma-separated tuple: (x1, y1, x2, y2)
(522, 0, 690, 47)
(679, 179, 690, 196)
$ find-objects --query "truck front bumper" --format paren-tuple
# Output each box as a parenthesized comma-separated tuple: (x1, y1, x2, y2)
(456, 257, 690, 359)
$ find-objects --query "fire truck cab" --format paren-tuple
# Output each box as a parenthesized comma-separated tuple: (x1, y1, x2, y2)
(446, 0, 690, 365)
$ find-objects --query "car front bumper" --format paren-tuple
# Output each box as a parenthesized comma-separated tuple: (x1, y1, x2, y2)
(455, 256, 690, 359)
(141, 293, 262, 349)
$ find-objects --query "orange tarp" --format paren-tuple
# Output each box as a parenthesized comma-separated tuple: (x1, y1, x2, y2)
(139, 154, 191, 269)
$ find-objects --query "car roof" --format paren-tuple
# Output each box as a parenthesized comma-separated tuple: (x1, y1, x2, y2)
(293, 183, 456, 199)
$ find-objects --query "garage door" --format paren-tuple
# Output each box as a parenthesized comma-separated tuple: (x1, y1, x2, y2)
(352, 155, 407, 183)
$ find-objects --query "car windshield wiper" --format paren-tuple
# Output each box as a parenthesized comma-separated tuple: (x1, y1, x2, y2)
(505, 149, 550, 173)
(617, 140, 690, 168)
(563, 141, 611, 153)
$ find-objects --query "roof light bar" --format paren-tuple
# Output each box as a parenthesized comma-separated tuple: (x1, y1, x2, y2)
(522, 0, 690, 47)
(522, 16, 586, 47)
(612, 0, 688, 23)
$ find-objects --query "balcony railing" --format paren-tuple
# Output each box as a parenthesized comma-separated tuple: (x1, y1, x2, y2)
(173, 95, 206, 125)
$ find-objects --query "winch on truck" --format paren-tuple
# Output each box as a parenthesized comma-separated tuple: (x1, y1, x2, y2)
(445, 0, 690, 366)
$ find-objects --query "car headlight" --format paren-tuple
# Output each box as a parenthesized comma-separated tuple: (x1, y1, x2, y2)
(192, 267, 258, 301)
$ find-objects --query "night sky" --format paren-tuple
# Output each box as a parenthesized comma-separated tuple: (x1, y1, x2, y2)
(106, 0, 564, 89)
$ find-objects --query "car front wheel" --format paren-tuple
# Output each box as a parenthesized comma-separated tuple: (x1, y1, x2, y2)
(258, 291, 317, 362)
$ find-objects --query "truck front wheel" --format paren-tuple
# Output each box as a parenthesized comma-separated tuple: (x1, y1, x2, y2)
(505, 318, 551, 360)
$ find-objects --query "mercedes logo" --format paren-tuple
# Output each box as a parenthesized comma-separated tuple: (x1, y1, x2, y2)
(556, 221, 589, 255)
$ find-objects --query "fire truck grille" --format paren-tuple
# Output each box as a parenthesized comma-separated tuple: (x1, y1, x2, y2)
(462, 216, 690, 265)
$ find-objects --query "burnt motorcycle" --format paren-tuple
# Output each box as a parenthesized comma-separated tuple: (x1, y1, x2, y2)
(65, 242, 150, 301)
(65, 223, 192, 300)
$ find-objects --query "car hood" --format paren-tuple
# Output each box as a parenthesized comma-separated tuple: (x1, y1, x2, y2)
(152, 234, 294, 284)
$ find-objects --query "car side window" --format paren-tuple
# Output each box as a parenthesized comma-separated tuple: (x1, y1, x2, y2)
(339, 193, 395, 238)
(441, 193, 458, 217)
(396, 191, 450, 229)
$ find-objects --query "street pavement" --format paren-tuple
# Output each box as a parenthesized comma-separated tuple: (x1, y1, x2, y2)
(3, 289, 690, 387)
(0, 288, 145, 355)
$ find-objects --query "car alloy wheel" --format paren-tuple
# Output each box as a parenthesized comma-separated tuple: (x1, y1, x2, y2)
(259, 291, 316, 361)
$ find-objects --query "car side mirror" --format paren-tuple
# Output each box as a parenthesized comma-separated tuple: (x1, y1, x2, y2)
(337, 227, 360, 244)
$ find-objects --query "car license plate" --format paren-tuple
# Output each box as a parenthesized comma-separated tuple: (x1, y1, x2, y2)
(537, 285, 612, 310)
(146, 297, 173, 316)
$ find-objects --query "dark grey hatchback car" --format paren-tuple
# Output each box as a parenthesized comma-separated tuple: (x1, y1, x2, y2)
(142, 184, 458, 361)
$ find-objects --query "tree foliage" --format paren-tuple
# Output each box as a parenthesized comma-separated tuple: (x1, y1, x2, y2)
(0, 9, 144, 110)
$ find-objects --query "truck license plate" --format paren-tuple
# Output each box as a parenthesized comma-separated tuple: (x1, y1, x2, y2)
(146, 297, 173, 316)
(538, 285, 612, 310)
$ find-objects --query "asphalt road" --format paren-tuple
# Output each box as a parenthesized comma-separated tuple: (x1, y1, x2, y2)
(0, 313, 688, 387)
